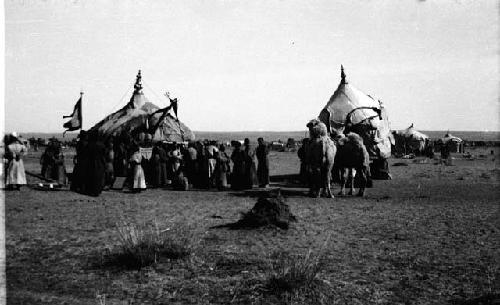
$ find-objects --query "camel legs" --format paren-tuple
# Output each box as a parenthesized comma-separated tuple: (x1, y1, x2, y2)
(356, 168, 367, 197)
(339, 168, 347, 196)
(348, 168, 357, 196)
(321, 167, 333, 198)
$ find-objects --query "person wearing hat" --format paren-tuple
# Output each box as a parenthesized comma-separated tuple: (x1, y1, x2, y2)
(5, 132, 27, 190)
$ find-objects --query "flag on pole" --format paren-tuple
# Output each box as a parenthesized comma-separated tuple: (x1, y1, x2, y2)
(63, 93, 83, 134)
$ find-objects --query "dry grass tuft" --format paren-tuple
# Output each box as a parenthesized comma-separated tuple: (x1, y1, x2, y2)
(263, 236, 334, 304)
(103, 220, 197, 269)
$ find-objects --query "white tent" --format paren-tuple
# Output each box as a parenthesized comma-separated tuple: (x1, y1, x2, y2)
(318, 66, 393, 160)
(393, 124, 429, 155)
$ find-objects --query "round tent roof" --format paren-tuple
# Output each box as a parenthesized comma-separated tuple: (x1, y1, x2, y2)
(90, 70, 194, 142)
(318, 66, 393, 159)
(442, 133, 462, 143)
(399, 124, 429, 141)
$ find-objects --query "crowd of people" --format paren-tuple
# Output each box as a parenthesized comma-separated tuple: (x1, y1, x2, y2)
(63, 131, 271, 196)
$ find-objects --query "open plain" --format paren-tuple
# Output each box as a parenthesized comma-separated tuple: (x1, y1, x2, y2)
(5, 145, 500, 305)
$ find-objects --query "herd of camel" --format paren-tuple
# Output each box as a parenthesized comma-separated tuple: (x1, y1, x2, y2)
(305, 119, 370, 198)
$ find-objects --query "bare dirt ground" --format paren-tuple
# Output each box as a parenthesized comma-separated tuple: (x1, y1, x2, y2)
(5, 147, 500, 305)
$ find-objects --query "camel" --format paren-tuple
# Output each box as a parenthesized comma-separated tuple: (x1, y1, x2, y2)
(334, 132, 370, 197)
(306, 119, 337, 198)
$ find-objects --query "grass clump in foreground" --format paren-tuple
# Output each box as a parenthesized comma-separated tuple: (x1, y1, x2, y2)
(263, 237, 334, 304)
(104, 220, 197, 269)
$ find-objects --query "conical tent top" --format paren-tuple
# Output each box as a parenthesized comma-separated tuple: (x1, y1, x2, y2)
(341, 65, 347, 84)
(134, 70, 143, 93)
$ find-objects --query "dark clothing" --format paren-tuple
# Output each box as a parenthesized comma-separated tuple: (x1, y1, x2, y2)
(71, 140, 89, 193)
(243, 145, 257, 189)
(151, 146, 168, 187)
(256, 144, 270, 187)
(185, 147, 198, 186)
(113, 143, 128, 177)
(231, 148, 246, 190)
(85, 140, 106, 196)
(41, 150, 55, 180)
(297, 145, 309, 184)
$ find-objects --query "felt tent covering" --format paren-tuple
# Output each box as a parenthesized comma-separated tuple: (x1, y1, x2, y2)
(318, 66, 393, 160)
(90, 71, 194, 142)
(441, 133, 463, 153)
(393, 124, 429, 155)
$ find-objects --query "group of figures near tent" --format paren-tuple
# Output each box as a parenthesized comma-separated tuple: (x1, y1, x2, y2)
(65, 131, 271, 196)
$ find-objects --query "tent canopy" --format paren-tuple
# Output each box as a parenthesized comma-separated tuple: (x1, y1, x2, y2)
(399, 124, 429, 141)
(90, 70, 195, 142)
(318, 66, 393, 159)
(442, 133, 462, 143)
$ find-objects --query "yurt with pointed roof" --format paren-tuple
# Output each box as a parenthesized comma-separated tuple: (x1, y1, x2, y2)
(392, 124, 429, 156)
(318, 66, 393, 179)
(90, 71, 194, 143)
(441, 133, 463, 153)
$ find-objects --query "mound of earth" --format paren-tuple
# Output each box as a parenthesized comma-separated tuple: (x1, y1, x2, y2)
(215, 194, 297, 230)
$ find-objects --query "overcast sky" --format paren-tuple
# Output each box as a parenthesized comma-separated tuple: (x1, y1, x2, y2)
(3, 0, 499, 133)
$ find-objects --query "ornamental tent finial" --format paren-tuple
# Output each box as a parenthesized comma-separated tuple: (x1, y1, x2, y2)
(341, 65, 347, 84)
(134, 70, 143, 93)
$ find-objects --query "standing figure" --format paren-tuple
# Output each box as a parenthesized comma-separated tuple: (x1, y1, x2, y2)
(230, 141, 246, 190)
(71, 131, 89, 193)
(158, 142, 168, 187)
(197, 142, 210, 189)
(243, 138, 257, 189)
(40, 143, 55, 180)
(53, 146, 67, 186)
(130, 145, 146, 192)
(255, 137, 270, 188)
(215, 144, 231, 190)
(297, 138, 310, 185)
(206, 141, 219, 188)
(85, 131, 106, 196)
(185, 142, 199, 187)
(5, 133, 27, 190)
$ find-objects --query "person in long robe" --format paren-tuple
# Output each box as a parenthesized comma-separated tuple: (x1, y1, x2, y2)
(255, 137, 270, 188)
(129, 146, 146, 192)
(5, 133, 27, 190)
(215, 144, 231, 190)
(243, 138, 257, 189)
(150, 144, 163, 188)
(185, 142, 198, 188)
(230, 141, 246, 190)
(85, 131, 106, 196)
(53, 147, 67, 186)
(206, 141, 219, 188)
(197, 142, 210, 189)
(297, 138, 310, 185)
(71, 131, 89, 193)
(40, 143, 55, 180)
(104, 139, 115, 190)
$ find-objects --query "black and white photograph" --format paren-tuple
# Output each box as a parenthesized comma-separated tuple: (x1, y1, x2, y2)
(1, 1, 499, 304)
